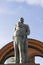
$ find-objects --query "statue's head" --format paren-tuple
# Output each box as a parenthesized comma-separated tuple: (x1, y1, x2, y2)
(19, 17, 24, 23)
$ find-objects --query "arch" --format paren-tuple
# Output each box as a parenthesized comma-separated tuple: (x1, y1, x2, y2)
(0, 38, 43, 64)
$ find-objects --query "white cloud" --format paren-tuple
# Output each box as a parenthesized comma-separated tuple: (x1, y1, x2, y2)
(6, 0, 43, 7)
(0, 0, 43, 7)
(0, 0, 43, 14)
(25, 0, 43, 7)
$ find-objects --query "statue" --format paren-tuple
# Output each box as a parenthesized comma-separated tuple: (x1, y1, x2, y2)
(13, 17, 30, 64)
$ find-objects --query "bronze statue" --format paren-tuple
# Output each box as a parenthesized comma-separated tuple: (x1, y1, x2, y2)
(13, 17, 30, 64)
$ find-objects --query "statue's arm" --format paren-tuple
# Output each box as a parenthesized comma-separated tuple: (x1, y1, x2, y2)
(12, 25, 16, 40)
(26, 25, 30, 35)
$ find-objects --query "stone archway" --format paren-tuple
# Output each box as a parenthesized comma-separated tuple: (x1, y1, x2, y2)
(0, 38, 43, 64)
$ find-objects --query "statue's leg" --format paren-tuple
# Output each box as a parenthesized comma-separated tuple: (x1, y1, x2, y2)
(24, 41, 28, 63)
(18, 40, 25, 64)
(16, 44, 19, 63)
(13, 40, 19, 63)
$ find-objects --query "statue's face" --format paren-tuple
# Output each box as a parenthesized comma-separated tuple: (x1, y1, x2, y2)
(19, 18, 24, 23)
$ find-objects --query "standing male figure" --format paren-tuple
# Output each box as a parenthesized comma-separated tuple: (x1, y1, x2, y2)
(13, 17, 30, 64)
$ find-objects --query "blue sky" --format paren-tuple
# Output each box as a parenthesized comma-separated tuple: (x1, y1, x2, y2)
(0, 0, 43, 64)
